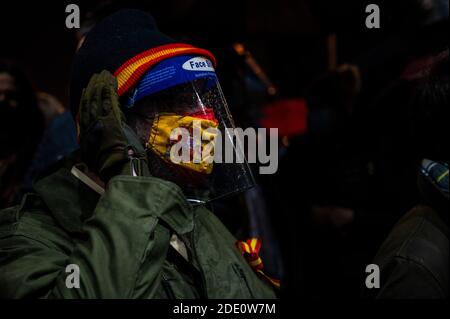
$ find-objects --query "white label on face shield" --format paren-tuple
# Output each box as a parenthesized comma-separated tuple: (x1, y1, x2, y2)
(182, 57, 215, 72)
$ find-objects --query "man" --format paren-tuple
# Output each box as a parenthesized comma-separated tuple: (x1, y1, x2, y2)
(0, 9, 276, 299)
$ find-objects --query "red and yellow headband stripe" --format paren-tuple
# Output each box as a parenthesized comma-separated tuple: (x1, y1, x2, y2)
(114, 43, 217, 97)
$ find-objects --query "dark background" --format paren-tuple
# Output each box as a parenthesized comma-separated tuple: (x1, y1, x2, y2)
(0, 0, 419, 106)
(1, 0, 448, 299)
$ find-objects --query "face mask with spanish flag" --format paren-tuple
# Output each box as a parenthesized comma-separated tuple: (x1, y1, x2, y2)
(146, 107, 219, 175)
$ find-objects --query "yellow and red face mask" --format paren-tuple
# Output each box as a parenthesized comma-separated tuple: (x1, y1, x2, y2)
(147, 108, 219, 175)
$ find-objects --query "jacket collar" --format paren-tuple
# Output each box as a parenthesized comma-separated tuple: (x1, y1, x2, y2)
(33, 166, 100, 234)
(32, 161, 195, 236)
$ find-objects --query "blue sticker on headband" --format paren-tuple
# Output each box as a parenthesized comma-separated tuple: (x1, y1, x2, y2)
(126, 55, 217, 108)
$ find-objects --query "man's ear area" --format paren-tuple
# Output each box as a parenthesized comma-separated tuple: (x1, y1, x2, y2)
(123, 107, 155, 149)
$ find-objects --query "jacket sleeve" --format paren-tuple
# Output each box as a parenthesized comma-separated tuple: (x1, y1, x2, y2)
(374, 257, 447, 299)
(0, 176, 180, 299)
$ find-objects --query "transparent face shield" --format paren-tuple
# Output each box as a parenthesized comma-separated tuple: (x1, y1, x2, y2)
(123, 55, 255, 204)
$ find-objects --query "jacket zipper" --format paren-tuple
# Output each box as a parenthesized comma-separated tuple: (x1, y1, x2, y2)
(189, 230, 208, 299)
(234, 263, 255, 298)
(161, 274, 176, 299)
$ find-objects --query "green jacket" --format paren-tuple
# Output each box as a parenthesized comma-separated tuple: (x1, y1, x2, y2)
(0, 161, 276, 299)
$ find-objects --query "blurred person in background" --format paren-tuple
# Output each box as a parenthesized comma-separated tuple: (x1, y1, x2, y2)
(19, 92, 79, 196)
(276, 0, 448, 299)
(0, 60, 44, 208)
(364, 51, 448, 299)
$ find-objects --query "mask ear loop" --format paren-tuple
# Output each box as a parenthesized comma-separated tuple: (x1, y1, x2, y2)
(145, 113, 161, 152)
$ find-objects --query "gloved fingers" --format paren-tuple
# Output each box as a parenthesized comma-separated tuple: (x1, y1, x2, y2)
(97, 71, 121, 118)
(100, 82, 126, 129)
(88, 76, 105, 122)
(80, 73, 101, 128)
(80, 71, 119, 121)
(100, 81, 120, 118)
(100, 85, 113, 117)
(98, 70, 117, 90)
(83, 73, 99, 109)
(79, 74, 100, 137)
(110, 89, 126, 125)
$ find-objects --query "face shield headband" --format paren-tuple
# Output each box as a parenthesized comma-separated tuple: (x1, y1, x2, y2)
(75, 43, 217, 141)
